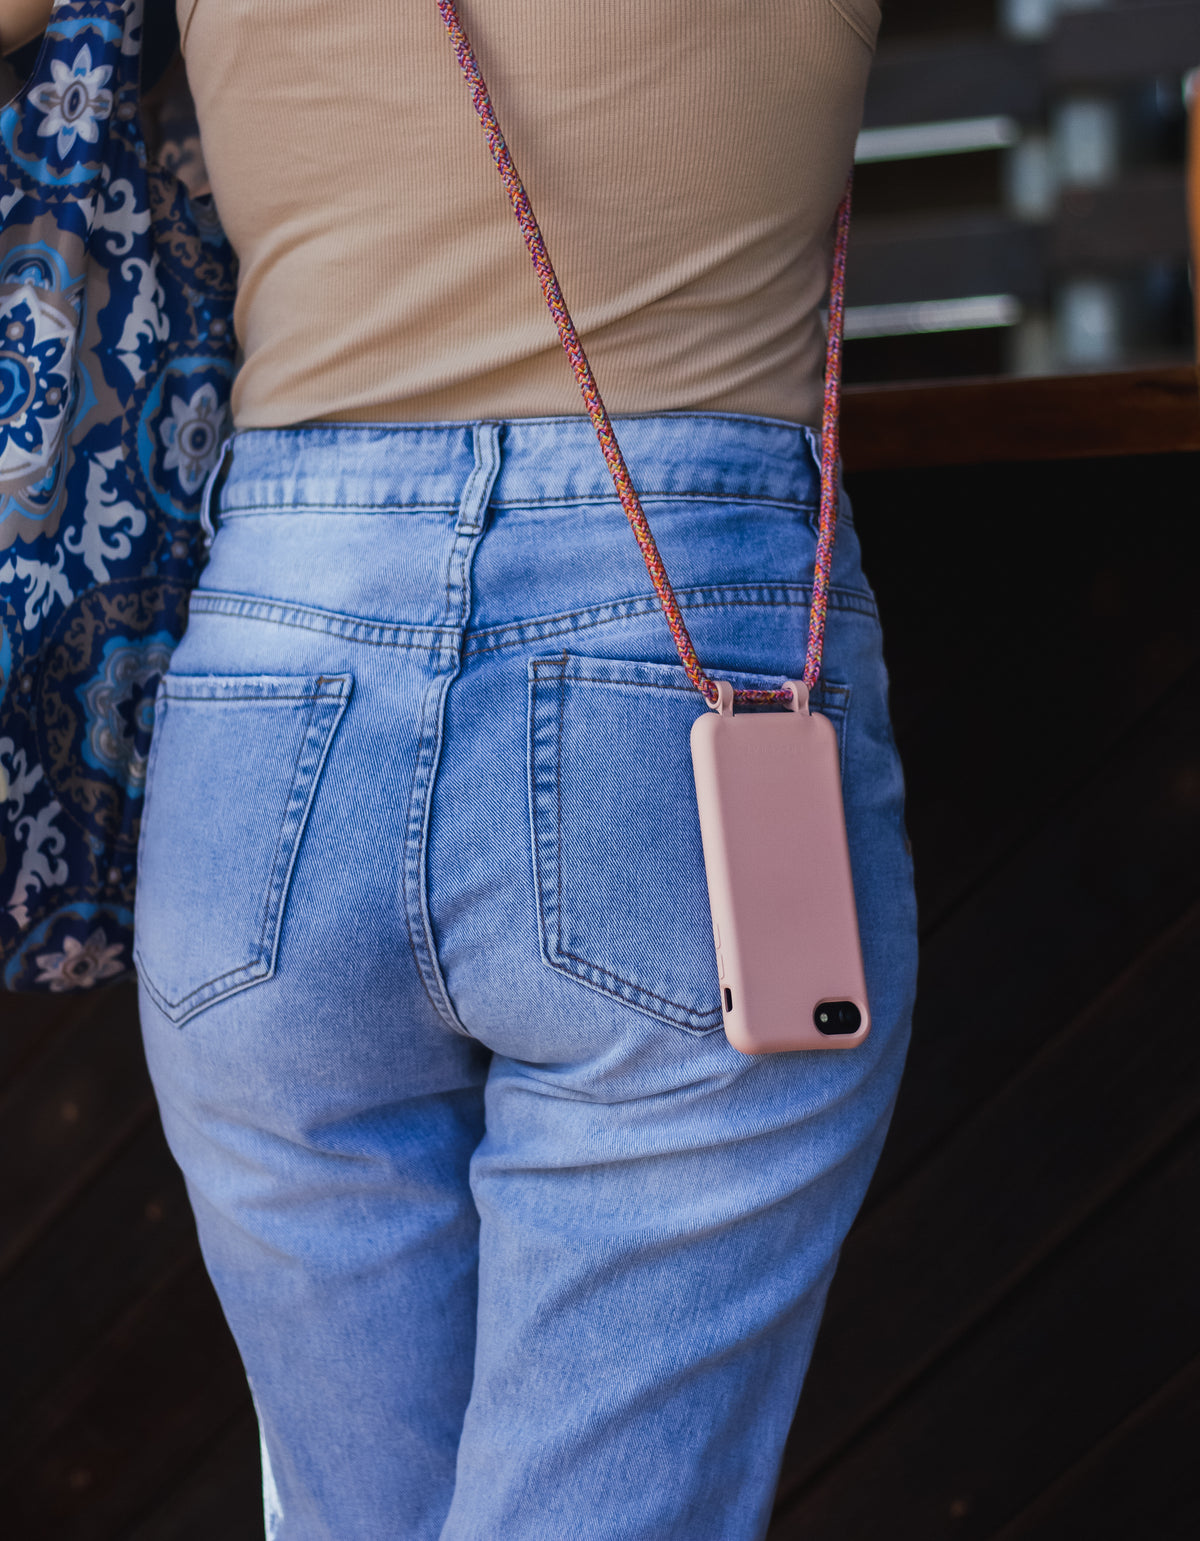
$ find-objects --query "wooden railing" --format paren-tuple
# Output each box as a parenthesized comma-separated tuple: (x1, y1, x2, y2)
(843, 364, 1200, 471)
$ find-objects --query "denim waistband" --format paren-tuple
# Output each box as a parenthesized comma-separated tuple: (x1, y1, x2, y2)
(209, 412, 826, 522)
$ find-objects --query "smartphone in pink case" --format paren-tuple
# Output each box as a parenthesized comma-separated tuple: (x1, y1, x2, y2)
(690, 680, 870, 1054)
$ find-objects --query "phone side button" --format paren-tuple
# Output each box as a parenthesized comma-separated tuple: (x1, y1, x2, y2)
(716, 949, 726, 979)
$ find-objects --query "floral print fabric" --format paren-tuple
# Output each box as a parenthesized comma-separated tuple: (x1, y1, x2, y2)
(0, 0, 237, 990)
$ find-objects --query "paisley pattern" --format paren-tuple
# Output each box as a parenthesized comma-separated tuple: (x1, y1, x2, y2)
(0, 282, 78, 510)
(1, 1, 238, 991)
(28, 43, 115, 158)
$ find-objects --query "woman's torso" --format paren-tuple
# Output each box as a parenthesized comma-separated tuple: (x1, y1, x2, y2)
(178, 0, 879, 431)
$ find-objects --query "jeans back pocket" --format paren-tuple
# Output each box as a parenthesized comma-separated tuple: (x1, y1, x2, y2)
(528, 653, 848, 1032)
(135, 672, 352, 1025)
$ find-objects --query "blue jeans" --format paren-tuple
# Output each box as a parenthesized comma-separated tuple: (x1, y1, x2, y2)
(134, 412, 917, 1541)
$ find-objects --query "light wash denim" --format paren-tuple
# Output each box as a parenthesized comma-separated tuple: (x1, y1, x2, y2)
(134, 412, 917, 1541)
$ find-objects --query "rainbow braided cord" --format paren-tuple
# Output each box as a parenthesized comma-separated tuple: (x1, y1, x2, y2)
(437, 1, 850, 709)
(805, 184, 851, 692)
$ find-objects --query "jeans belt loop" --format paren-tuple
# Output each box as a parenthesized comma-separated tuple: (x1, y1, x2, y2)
(200, 434, 236, 549)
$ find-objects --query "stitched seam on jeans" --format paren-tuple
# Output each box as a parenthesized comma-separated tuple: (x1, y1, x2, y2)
(402, 672, 471, 1035)
(190, 588, 877, 656)
(552, 672, 723, 695)
(468, 586, 877, 658)
(135, 954, 270, 1017)
(544, 657, 718, 1021)
(445, 435, 483, 620)
(488, 493, 819, 512)
(160, 691, 321, 702)
(218, 502, 457, 516)
(158, 675, 351, 703)
(530, 670, 552, 972)
(136, 685, 349, 1014)
(498, 409, 819, 430)
(403, 676, 445, 1025)
(259, 681, 354, 990)
(443, 529, 464, 635)
(190, 613, 441, 654)
(551, 674, 848, 706)
(541, 954, 724, 1029)
(254, 688, 321, 960)
(137, 951, 268, 1010)
(498, 582, 877, 625)
(217, 492, 816, 516)
(532, 661, 850, 711)
(546, 944, 724, 1023)
(554, 653, 568, 985)
(537, 657, 728, 1027)
(189, 593, 453, 650)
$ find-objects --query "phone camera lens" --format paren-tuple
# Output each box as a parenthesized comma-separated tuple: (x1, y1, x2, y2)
(814, 1000, 862, 1035)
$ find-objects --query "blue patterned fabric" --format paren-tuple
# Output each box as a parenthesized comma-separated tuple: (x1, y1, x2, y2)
(0, 0, 237, 991)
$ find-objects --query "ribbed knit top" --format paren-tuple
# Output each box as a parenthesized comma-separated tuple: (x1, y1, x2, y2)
(177, 0, 879, 430)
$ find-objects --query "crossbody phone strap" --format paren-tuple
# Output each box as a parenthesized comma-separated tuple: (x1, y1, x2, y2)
(437, 0, 851, 711)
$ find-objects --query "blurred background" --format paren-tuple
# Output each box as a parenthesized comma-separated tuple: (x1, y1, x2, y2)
(845, 0, 1195, 385)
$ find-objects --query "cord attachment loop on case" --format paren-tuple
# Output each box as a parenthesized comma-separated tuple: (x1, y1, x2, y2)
(437, 0, 849, 708)
(703, 679, 808, 716)
(707, 679, 734, 716)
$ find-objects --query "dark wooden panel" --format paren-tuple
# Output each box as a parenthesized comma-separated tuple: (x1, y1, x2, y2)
(876, 0, 996, 44)
(848, 190, 1188, 310)
(1049, 0, 1200, 87)
(842, 368, 1200, 471)
(991, 1352, 1200, 1540)
(0, 990, 80, 1090)
(899, 627, 1199, 939)
(877, 662, 1200, 1193)
(0, 1256, 248, 1538)
(1052, 172, 1190, 270)
(0, 980, 153, 1274)
(843, 328, 1009, 389)
(892, 586, 1199, 938)
(863, 4, 1200, 132)
(851, 456, 1200, 934)
(124, 1411, 262, 1541)
(847, 452, 1200, 1193)
(0, 1120, 195, 1438)
(862, 39, 1043, 129)
(850, 149, 1006, 221)
(777, 902, 1200, 1498)
(770, 1124, 1200, 1539)
(846, 213, 1046, 308)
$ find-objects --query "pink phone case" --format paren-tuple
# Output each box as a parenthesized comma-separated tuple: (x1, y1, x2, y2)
(689, 680, 870, 1054)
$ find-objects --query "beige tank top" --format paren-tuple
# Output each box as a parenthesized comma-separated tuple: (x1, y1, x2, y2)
(177, 1, 878, 431)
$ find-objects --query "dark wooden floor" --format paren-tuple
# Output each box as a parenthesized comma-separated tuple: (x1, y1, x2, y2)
(4, 451, 1198, 1539)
